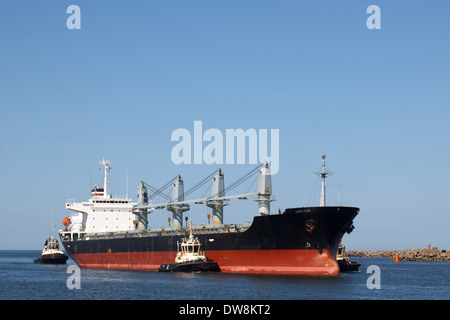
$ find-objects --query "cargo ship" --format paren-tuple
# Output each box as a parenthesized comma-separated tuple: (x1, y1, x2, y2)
(59, 156, 358, 275)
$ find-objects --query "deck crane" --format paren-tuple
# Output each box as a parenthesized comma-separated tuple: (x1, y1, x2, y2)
(134, 162, 274, 229)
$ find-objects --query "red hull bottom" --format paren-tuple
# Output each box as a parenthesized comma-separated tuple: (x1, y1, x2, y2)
(70, 249, 340, 276)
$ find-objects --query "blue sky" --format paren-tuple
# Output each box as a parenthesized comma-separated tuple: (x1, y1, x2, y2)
(0, 0, 449, 250)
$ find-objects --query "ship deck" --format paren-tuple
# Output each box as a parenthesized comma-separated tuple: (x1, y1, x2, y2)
(60, 222, 252, 242)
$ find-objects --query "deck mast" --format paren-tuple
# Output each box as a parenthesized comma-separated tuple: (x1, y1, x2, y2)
(315, 154, 333, 207)
(100, 158, 111, 199)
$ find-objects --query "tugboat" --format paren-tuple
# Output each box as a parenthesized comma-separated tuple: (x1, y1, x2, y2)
(158, 222, 220, 272)
(336, 242, 360, 272)
(34, 221, 69, 264)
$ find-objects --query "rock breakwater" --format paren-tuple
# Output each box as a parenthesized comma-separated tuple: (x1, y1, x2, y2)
(347, 249, 450, 262)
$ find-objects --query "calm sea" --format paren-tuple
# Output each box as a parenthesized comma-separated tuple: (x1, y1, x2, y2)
(0, 250, 448, 302)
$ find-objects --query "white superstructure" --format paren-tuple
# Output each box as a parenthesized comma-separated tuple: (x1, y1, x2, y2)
(40, 236, 65, 256)
(175, 222, 207, 263)
(61, 159, 275, 241)
(64, 159, 136, 235)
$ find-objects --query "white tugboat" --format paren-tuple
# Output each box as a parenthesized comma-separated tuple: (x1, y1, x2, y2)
(158, 222, 220, 272)
(34, 221, 69, 264)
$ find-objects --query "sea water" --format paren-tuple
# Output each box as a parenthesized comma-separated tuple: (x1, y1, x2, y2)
(0, 250, 448, 300)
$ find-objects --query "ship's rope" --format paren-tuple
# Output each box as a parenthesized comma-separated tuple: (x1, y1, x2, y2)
(217, 164, 262, 198)
(306, 175, 321, 206)
(143, 176, 178, 201)
(145, 164, 263, 204)
(331, 174, 351, 206)
(181, 169, 218, 201)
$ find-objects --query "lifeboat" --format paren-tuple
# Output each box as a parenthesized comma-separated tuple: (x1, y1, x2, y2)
(62, 217, 71, 226)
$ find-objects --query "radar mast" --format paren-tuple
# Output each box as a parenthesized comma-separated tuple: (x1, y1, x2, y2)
(314, 154, 333, 207)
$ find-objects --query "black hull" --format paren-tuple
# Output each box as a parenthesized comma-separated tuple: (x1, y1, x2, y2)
(158, 260, 220, 272)
(34, 253, 69, 264)
(60, 206, 359, 275)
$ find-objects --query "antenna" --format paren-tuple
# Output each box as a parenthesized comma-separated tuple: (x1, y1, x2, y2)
(50, 202, 54, 237)
(321, 129, 325, 155)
